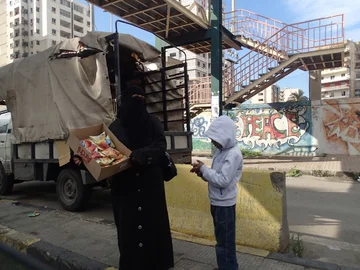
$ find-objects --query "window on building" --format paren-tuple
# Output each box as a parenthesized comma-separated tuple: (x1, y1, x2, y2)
(197, 72, 200, 77)
(169, 53, 176, 58)
(10, 11, 13, 16)
(52, 7, 56, 13)
(30, 41, 33, 46)
(341, 73, 345, 77)
(52, 40, 56, 45)
(10, 43, 13, 48)
(87, 21, 90, 27)
(208, 63, 211, 68)
(74, 4, 84, 13)
(36, 18, 40, 23)
(321, 77, 324, 80)
(330, 83, 335, 87)
(52, 29, 56, 35)
(60, 9, 71, 18)
(330, 92, 334, 97)
(36, 40, 40, 45)
(330, 75, 335, 80)
(203, 74, 206, 77)
(36, 7, 39, 12)
(259, 99, 264, 101)
(259, 93, 264, 96)
(202, 63, 205, 68)
(60, 0, 70, 7)
(197, 61, 200, 67)
(342, 91, 346, 96)
(36, 29, 40, 34)
(30, 7, 33, 13)
(52, 18, 56, 24)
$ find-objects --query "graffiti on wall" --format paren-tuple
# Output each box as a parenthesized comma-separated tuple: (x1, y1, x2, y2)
(321, 99, 360, 155)
(235, 104, 310, 150)
(191, 101, 315, 155)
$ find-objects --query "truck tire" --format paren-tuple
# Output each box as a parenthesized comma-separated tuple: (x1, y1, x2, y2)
(56, 168, 92, 212)
(0, 163, 14, 195)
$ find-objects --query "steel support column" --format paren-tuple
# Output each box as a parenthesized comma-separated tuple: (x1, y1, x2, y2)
(210, 0, 223, 119)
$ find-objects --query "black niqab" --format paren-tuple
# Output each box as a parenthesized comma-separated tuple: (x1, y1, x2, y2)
(116, 85, 152, 150)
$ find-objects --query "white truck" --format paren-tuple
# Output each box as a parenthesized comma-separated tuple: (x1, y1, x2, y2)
(0, 31, 192, 211)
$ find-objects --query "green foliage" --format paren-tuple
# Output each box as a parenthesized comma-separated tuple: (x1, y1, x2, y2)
(290, 233, 306, 258)
(286, 168, 301, 177)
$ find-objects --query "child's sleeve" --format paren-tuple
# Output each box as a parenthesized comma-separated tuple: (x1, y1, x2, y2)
(200, 153, 241, 188)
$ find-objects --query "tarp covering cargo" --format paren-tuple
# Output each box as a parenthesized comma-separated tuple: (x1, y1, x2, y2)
(0, 32, 184, 143)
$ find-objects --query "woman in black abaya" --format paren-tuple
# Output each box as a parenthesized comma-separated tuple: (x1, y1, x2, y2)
(108, 85, 174, 270)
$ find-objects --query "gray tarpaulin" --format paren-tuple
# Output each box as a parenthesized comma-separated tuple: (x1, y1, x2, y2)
(0, 32, 184, 143)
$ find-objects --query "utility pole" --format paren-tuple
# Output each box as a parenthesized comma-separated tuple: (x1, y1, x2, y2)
(70, 0, 74, 38)
(210, 0, 223, 119)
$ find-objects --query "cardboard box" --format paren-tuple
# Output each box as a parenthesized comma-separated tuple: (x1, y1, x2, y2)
(67, 123, 132, 181)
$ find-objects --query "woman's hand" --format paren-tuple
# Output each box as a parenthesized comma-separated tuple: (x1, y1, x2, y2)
(73, 155, 82, 166)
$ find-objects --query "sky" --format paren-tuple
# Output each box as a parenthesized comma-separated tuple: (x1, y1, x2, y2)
(79, 0, 360, 97)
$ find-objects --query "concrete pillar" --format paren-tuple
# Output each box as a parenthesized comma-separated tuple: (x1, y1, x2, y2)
(309, 71, 322, 101)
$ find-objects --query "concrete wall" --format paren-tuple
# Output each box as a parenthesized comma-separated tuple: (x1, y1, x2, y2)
(191, 97, 360, 156)
(166, 165, 289, 252)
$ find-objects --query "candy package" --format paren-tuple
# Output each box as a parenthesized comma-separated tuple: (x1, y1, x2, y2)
(96, 157, 114, 166)
(101, 147, 121, 159)
(81, 131, 128, 167)
(89, 132, 115, 150)
(81, 139, 97, 153)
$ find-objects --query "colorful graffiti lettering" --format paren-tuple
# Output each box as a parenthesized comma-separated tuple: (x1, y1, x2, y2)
(190, 102, 313, 155)
(236, 105, 309, 149)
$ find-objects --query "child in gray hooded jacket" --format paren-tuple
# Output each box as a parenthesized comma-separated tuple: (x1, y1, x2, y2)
(191, 115, 243, 270)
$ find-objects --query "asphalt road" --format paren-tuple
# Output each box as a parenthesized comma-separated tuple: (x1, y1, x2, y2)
(2, 175, 360, 267)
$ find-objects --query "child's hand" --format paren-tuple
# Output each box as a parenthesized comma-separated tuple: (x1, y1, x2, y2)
(190, 160, 204, 173)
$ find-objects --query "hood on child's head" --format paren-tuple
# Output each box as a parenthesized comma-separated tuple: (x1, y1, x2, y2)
(205, 115, 237, 149)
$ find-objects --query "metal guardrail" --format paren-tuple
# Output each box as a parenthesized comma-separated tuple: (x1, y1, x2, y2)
(0, 242, 53, 270)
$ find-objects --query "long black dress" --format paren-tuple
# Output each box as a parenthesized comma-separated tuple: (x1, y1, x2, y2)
(108, 90, 174, 270)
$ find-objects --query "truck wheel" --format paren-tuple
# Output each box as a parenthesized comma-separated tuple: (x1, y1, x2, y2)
(0, 163, 14, 195)
(56, 168, 92, 212)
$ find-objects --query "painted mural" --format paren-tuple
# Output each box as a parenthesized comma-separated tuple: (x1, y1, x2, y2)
(191, 101, 317, 156)
(315, 98, 360, 155)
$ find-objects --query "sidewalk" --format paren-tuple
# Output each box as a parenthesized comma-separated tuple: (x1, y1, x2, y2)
(0, 199, 335, 270)
(194, 155, 360, 176)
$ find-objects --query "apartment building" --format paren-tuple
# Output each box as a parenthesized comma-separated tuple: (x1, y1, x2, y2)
(250, 85, 280, 104)
(321, 40, 360, 99)
(279, 88, 302, 102)
(0, 0, 93, 67)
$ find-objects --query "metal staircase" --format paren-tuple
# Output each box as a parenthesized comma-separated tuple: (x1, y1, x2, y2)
(189, 12, 345, 108)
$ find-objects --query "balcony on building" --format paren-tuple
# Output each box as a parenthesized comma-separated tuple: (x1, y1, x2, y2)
(60, 30, 71, 39)
(321, 84, 350, 92)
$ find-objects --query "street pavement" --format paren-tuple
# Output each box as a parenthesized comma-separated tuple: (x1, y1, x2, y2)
(0, 175, 359, 269)
(0, 199, 310, 270)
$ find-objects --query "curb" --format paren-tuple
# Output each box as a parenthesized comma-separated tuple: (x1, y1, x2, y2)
(0, 225, 115, 270)
(268, 252, 360, 270)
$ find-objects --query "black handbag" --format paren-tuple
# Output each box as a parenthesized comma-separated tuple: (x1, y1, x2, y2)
(163, 152, 177, 182)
